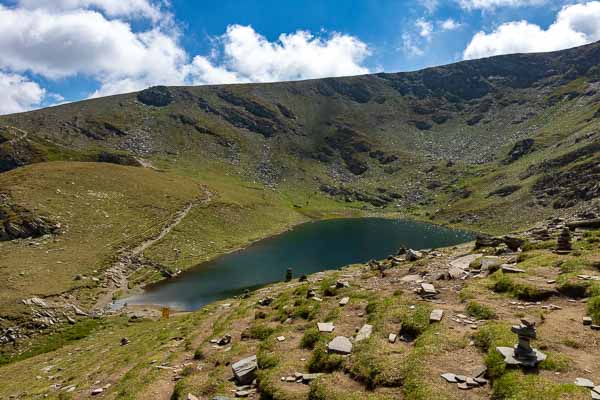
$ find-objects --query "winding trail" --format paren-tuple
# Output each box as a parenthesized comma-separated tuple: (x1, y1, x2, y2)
(94, 186, 214, 310)
(2, 125, 29, 144)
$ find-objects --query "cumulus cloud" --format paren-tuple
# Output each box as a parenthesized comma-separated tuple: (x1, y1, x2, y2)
(0, 2, 371, 113)
(464, 1, 600, 59)
(416, 19, 434, 39)
(458, 0, 546, 10)
(440, 18, 461, 31)
(17, 0, 162, 20)
(0, 71, 46, 114)
(187, 25, 370, 84)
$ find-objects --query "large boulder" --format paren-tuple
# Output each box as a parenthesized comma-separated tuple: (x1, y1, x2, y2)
(231, 355, 257, 385)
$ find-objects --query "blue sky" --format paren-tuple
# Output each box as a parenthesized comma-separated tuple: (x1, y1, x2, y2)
(0, 0, 599, 114)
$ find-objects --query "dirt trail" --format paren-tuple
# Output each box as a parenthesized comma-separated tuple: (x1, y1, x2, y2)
(2, 125, 29, 144)
(94, 186, 214, 310)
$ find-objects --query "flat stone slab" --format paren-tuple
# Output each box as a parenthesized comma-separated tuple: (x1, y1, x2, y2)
(400, 274, 421, 282)
(430, 309, 444, 322)
(592, 390, 600, 400)
(317, 322, 335, 333)
(388, 333, 397, 343)
(339, 297, 349, 306)
(301, 373, 323, 383)
(328, 336, 352, 354)
(496, 346, 546, 367)
(232, 355, 257, 385)
(441, 373, 457, 383)
(355, 324, 373, 341)
(420, 283, 437, 296)
(450, 254, 482, 270)
(575, 377, 595, 388)
(501, 265, 525, 273)
(583, 316, 593, 325)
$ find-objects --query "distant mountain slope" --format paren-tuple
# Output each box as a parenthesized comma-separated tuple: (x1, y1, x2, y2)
(0, 41, 599, 229)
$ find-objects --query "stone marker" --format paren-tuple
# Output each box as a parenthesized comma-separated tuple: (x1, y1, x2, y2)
(575, 378, 595, 388)
(339, 297, 350, 306)
(317, 322, 335, 333)
(430, 309, 444, 322)
(556, 228, 572, 252)
(327, 336, 352, 354)
(388, 333, 397, 343)
(355, 324, 373, 341)
(496, 319, 546, 367)
(232, 355, 258, 385)
(583, 316, 593, 326)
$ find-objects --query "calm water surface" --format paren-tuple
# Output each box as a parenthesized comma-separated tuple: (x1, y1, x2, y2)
(117, 218, 474, 311)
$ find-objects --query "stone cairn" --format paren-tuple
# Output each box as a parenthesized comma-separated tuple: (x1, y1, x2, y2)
(496, 319, 546, 367)
(285, 268, 293, 282)
(556, 228, 572, 253)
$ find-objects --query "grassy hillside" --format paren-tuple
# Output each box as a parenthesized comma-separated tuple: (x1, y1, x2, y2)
(0, 41, 599, 399)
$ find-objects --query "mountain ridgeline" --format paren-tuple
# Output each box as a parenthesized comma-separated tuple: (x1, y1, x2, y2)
(1, 41, 600, 234)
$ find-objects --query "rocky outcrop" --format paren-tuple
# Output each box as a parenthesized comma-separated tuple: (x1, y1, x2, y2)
(0, 194, 60, 241)
(137, 86, 174, 107)
(503, 139, 535, 164)
(533, 160, 600, 208)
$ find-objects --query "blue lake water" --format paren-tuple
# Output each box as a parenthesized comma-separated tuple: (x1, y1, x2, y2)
(117, 218, 474, 311)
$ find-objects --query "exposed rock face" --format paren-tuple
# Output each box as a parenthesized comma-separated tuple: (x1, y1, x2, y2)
(487, 185, 521, 198)
(532, 160, 600, 208)
(504, 139, 535, 164)
(1, 194, 60, 241)
(137, 86, 174, 107)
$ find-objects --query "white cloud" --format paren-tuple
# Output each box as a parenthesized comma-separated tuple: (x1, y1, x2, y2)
(0, 4, 371, 113)
(463, 1, 600, 59)
(188, 25, 371, 84)
(416, 19, 434, 39)
(440, 18, 461, 31)
(0, 71, 46, 114)
(402, 33, 425, 56)
(17, 0, 161, 20)
(458, 0, 546, 10)
(418, 0, 439, 13)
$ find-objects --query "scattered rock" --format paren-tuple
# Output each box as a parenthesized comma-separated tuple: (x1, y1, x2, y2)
(339, 297, 350, 306)
(232, 355, 258, 385)
(218, 335, 232, 346)
(583, 317, 593, 326)
(187, 394, 199, 400)
(355, 324, 373, 342)
(327, 336, 353, 354)
(430, 309, 444, 322)
(419, 283, 437, 298)
(276, 336, 285, 342)
(406, 249, 423, 261)
(120, 337, 129, 346)
(388, 333, 397, 343)
(317, 322, 335, 333)
(441, 373, 457, 383)
(575, 378, 595, 388)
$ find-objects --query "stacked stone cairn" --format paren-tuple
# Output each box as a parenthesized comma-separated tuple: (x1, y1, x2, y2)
(556, 228, 572, 253)
(496, 318, 546, 367)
